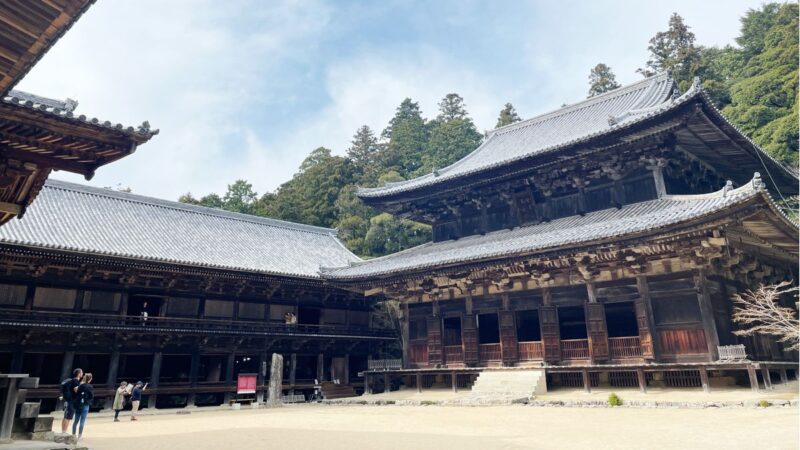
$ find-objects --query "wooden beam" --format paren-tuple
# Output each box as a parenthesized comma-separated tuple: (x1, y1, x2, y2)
(761, 366, 773, 391)
(582, 368, 591, 393)
(747, 364, 759, 392)
(0, 201, 21, 216)
(699, 367, 710, 394)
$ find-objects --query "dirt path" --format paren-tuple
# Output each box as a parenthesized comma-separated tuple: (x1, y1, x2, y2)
(70, 404, 799, 450)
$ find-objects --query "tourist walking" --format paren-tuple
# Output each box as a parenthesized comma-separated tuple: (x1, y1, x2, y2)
(59, 368, 83, 433)
(130, 381, 147, 421)
(112, 381, 129, 422)
(72, 373, 94, 440)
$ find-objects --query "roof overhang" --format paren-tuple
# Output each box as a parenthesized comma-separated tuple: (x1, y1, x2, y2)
(0, 0, 95, 96)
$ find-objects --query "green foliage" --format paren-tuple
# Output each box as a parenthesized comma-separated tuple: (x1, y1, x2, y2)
(495, 103, 521, 128)
(607, 393, 623, 407)
(758, 400, 770, 408)
(380, 98, 429, 178)
(588, 63, 621, 97)
(638, 12, 699, 91)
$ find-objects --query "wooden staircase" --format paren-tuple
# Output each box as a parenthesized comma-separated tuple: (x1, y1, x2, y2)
(320, 381, 356, 399)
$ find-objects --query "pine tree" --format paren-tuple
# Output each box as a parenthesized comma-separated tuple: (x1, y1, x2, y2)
(346, 125, 381, 183)
(380, 98, 429, 177)
(587, 63, 621, 97)
(638, 13, 698, 90)
(436, 93, 469, 121)
(495, 103, 521, 128)
(422, 93, 483, 174)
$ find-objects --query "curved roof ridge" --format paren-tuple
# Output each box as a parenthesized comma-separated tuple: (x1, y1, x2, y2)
(488, 72, 672, 137)
(44, 179, 338, 236)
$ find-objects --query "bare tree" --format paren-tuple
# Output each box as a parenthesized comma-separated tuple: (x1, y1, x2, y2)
(732, 281, 799, 350)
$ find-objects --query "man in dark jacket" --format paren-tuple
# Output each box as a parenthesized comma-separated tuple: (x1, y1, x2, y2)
(60, 368, 83, 433)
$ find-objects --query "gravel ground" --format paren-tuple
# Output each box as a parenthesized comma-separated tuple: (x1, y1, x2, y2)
(66, 403, 799, 450)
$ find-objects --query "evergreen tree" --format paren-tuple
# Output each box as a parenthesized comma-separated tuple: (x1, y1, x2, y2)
(346, 125, 381, 184)
(495, 103, 521, 128)
(222, 180, 260, 215)
(588, 63, 621, 97)
(380, 98, 429, 178)
(638, 13, 698, 90)
(722, 3, 798, 166)
(421, 93, 483, 174)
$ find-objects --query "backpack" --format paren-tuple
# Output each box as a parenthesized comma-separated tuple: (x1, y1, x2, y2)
(77, 386, 88, 406)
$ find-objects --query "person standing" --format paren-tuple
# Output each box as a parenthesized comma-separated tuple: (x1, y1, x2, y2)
(112, 381, 129, 422)
(130, 381, 147, 421)
(59, 368, 83, 433)
(72, 373, 93, 440)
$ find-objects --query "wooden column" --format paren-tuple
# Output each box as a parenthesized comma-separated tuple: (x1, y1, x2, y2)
(317, 353, 325, 382)
(383, 372, 390, 393)
(499, 307, 518, 366)
(343, 354, 350, 385)
(462, 296, 478, 366)
(400, 303, 410, 368)
(636, 368, 647, 393)
(223, 352, 235, 403)
(747, 364, 759, 392)
(187, 351, 201, 406)
(104, 350, 121, 410)
(416, 373, 422, 393)
(539, 289, 560, 363)
(119, 293, 128, 316)
(23, 284, 34, 311)
(9, 348, 23, 374)
(635, 276, 658, 361)
(695, 270, 720, 360)
(779, 369, 788, 385)
(585, 284, 609, 363)
(761, 366, 773, 390)
(582, 368, 591, 393)
(427, 303, 443, 367)
(148, 352, 162, 409)
(699, 367, 710, 393)
(451, 372, 458, 393)
(289, 353, 297, 387)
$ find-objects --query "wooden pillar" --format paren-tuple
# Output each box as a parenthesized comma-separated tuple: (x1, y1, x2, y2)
(223, 352, 235, 403)
(747, 364, 759, 392)
(56, 351, 75, 411)
(187, 351, 201, 407)
(316, 353, 324, 382)
(499, 309, 518, 366)
(416, 373, 422, 393)
(635, 276, 658, 361)
(119, 293, 128, 316)
(0, 377, 20, 442)
(699, 367, 710, 393)
(451, 372, 458, 393)
(147, 352, 162, 409)
(383, 372, 390, 393)
(585, 290, 609, 363)
(427, 304, 443, 367)
(462, 296, 478, 366)
(761, 366, 773, 390)
(539, 289, 560, 364)
(400, 303, 410, 369)
(695, 270, 720, 360)
(582, 369, 591, 393)
(289, 353, 297, 387)
(779, 368, 788, 385)
(364, 373, 371, 394)
(104, 350, 121, 410)
(23, 284, 35, 311)
(343, 354, 350, 385)
(636, 368, 647, 393)
(9, 348, 23, 374)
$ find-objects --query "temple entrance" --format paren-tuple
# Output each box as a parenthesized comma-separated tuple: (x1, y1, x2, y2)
(127, 296, 162, 318)
(605, 302, 644, 359)
(516, 310, 541, 341)
(442, 317, 464, 365)
(332, 357, 346, 382)
(558, 306, 589, 360)
(477, 313, 501, 364)
(298, 306, 320, 325)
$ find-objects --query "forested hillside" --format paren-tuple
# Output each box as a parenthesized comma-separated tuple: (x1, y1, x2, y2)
(180, 3, 798, 257)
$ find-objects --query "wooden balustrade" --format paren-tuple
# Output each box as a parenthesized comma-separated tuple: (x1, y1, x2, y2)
(443, 345, 464, 365)
(517, 341, 544, 361)
(609, 336, 643, 359)
(560, 339, 590, 360)
(478, 343, 501, 362)
(0, 308, 395, 339)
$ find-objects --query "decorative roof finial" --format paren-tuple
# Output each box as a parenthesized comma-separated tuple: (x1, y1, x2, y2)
(138, 121, 151, 134)
(433, 168, 440, 177)
(692, 76, 701, 90)
(607, 115, 618, 126)
(752, 172, 765, 190)
(722, 180, 733, 197)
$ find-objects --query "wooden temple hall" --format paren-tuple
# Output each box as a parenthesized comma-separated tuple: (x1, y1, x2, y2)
(323, 73, 799, 394)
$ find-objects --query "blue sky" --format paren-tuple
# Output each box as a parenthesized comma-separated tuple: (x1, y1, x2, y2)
(18, 0, 767, 200)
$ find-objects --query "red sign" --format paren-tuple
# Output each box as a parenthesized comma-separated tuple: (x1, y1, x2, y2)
(237, 373, 257, 394)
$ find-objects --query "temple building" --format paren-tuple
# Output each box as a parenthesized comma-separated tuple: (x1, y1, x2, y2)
(0, 180, 394, 410)
(322, 73, 799, 393)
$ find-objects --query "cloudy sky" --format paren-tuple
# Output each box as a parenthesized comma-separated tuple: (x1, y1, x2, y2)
(18, 0, 765, 200)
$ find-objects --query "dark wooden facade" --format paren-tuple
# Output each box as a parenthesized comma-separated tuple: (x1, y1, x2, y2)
(0, 244, 394, 411)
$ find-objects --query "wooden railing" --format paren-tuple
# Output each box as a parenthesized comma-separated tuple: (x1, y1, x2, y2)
(718, 344, 747, 361)
(0, 308, 395, 340)
(409, 341, 428, 365)
(368, 359, 402, 371)
(560, 339, 590, 360)
(443, 345, 464, 365)
(478, 343, 501, 362)
(609, 336, 643, 359)
(517, 341, 544, 361)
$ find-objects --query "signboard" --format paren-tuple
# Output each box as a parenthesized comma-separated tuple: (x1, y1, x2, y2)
(237, 373, 257, 394)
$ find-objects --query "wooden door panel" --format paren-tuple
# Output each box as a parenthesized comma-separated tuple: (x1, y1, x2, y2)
(427, 316, 443, 366)
(499, 310, 518, 364)
(539, 306, 560, 363)
(634, 299, 655, 358)
(585, 303, 609, 361)
(462, 314, 479, 365)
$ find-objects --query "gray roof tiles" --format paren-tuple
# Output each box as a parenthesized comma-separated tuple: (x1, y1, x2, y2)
(324, 176, 786, 280)
(0, 180, 360, 278)
(359, 73, 676, 198)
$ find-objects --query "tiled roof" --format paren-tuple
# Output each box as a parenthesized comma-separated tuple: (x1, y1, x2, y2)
(325, 175, 794, 280)
(0, 180, 360, 279)
(3, 90, 158, 141)
(359, 73, 676, 198)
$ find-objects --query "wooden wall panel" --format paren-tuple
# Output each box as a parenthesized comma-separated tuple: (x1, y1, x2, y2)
(499, 310, 518, 364)
(634, 299, 655, 359)
(585, 303, 609, 362)
(539, 306, 561, 363)
(461, 314, 479, 366)
(658, 329, 708, 356)
(426, 316, 443, 366)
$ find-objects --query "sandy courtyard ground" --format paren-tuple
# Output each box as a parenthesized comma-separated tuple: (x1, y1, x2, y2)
(64, 404, 798, 450)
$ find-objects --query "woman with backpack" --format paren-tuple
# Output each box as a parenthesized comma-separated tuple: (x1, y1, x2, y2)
(112, 381, 129, 422)
(72, 373, 94, 440)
